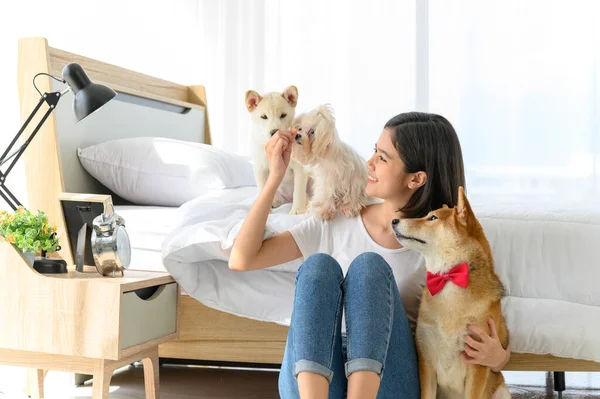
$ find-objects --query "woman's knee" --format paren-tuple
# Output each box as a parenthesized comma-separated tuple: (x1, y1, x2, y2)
(347, 252, 392, 281)
(297, 253, 343, 285)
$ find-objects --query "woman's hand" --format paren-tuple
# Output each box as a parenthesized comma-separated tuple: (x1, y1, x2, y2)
(460, 318, 510, 372)
(264, 129, 296, 185)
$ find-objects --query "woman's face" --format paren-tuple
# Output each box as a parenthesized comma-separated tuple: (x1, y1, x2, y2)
(366, 128, 415, 202)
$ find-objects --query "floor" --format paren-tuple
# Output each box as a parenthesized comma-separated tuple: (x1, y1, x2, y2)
(1, 364, 600, 398)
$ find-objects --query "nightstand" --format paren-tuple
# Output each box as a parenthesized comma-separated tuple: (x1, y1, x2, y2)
(0, 241, 179, 398)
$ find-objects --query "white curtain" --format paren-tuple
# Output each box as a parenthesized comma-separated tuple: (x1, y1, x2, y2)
(200, 0, 600, 201)
(4, 0, 594, 203)
(429, 0, 600, 200)
(197, 0, 417, 161)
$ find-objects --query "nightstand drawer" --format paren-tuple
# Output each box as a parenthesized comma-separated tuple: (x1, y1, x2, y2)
(120, 282, 178, 350)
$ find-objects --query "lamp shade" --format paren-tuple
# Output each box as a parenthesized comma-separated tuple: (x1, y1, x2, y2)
(61, 63, 116, 122)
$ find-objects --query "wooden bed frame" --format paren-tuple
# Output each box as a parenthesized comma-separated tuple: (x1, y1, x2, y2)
(15, 37, 600, 373)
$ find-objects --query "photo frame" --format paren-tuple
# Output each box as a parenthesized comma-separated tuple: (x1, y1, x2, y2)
(58, 193, 112, 272)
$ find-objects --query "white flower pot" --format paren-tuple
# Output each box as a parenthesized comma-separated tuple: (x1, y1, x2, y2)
(20, 249, 36, 266)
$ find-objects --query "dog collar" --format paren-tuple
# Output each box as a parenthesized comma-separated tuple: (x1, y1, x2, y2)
(426, 262, 469, 296)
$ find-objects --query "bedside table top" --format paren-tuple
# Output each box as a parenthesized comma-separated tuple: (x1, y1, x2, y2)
(43, 265, 175, 292)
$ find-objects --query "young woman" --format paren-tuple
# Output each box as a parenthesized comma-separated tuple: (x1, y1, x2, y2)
(229, 112, 510, 399)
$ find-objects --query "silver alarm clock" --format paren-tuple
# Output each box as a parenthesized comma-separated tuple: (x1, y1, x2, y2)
(91, 202, 131, 276)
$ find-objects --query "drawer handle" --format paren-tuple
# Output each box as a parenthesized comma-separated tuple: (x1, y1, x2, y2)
(133, 285, 165, 300)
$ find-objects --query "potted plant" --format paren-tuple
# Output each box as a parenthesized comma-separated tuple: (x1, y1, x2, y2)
(0, 206, 60, 266)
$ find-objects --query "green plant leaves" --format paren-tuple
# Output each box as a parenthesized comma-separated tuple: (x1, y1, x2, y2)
(0, 208, 60, 253)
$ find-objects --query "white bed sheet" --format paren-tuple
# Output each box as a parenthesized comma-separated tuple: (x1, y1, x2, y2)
(161, 187, 600, 363)
(115, 205, 177, 272)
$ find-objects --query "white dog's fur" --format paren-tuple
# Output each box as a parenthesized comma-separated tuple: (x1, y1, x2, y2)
(245, 86, 310, 214)
(292, 105, 370, 220)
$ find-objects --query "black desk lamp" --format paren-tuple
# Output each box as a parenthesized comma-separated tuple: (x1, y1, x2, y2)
(0, 63, 116, 209)
(0, 63, 116, 273)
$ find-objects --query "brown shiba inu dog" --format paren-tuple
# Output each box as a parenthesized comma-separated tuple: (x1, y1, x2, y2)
(392, 187, 511, 399)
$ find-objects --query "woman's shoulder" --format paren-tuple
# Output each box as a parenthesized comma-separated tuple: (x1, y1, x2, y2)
(291, 209, 363, 234)
(328, 211, 362, 226)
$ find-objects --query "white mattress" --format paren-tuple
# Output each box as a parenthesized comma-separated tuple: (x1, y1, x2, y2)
(472, 197, 600, 361)
(114, 205, 177, 272)
(473, 197, 600, 308)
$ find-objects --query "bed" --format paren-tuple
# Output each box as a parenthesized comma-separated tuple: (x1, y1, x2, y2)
(16, 37, 600, 373)
(17, 36, 288, 366)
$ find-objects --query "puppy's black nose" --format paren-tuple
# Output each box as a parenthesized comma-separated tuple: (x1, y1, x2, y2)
(270, 129, 279, 136)
(392, 219, 400, 226)
(295, 133, 302, 142)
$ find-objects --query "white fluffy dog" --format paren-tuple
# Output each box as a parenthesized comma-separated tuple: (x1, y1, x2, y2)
(292, 105, 370, 220)
(245, 86, 310, 214)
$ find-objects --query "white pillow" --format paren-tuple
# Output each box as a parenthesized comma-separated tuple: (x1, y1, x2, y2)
(77, 137, 256, 206)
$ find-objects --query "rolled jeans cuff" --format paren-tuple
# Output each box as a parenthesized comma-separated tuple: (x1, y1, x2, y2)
(293, 360, 334, 383)
(345, 358, 383, 378)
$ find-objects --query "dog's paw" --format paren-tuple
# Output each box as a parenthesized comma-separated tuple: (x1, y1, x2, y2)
(308, 200, 323, 210)
(310, 205, 335, 220)
(319, 208, 336, 220)
(309, 201, 335, 219)
(341, 203, 362, 218)
(289, 206, 307, 215)
(307, 201, 320, 215)
(290, 198, 309, 215)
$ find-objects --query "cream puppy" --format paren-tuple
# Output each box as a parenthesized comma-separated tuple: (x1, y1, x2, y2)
(245, 86, 310, 214)
(292, 105, 369, 219)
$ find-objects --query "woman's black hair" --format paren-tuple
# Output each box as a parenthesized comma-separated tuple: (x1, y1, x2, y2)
(385, 112, 466, 218)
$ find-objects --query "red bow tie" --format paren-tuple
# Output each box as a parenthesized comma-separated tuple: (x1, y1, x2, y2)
(426, 263, 469, 296)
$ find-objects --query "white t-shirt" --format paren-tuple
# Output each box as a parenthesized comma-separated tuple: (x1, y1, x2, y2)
(289, 213, 426, 330)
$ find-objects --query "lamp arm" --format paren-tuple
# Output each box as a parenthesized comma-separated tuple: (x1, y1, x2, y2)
(0, 95, 46, 162)
(0, 88, 73, 167)
(0, 91, 63, 211)
(0, 143, 30, 167)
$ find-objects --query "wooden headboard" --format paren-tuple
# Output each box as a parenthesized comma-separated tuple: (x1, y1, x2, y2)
(17, 37, 212, 264)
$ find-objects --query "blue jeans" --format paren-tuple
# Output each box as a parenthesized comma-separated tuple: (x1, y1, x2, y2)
(278, 252, 420, 398)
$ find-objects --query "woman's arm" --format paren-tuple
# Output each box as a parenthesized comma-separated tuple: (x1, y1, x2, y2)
(229, 130, 302, 271)
(460, 318, 510, 371)
(491, 347, 511, 373)
(229, 180, 302, 270)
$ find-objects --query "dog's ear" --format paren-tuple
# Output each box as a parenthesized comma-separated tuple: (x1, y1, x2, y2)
(442, 204, 449, 209)
(245, 90, 263, 112)
(456, 186, 474, 227)
(312, 120, 335, 157)
(316, 104, 335, 123)
(281, 86, 298, 107)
